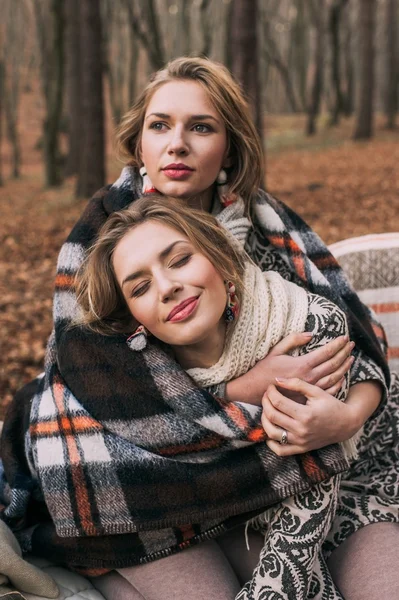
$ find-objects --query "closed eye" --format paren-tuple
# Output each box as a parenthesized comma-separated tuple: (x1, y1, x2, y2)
(130, 281, 150, 298)
(170, 254, 192, 268)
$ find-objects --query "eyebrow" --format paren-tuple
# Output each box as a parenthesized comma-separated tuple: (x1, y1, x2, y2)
(121, 240, 189, 287)
(145, 112, 220, 123)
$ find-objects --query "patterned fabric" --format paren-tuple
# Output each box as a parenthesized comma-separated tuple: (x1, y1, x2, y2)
(0, 167, 391, 574)
(329, 233, 399, 373)
(236, 298, 398, 599)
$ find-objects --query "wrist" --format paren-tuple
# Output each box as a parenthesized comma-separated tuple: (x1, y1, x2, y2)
(225, 373, 262, 405)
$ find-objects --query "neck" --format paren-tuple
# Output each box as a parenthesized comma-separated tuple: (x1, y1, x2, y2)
(173, 320, 226, 370)
(184, 187, 214, 213)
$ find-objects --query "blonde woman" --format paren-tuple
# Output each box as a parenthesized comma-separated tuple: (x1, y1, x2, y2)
(1, 57, 397, 600)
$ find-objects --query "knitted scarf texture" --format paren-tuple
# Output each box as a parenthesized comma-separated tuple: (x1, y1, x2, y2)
(187, 264, 308, 387)
(0, 166, 389, 572)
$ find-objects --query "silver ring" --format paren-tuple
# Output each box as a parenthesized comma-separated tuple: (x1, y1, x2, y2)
(280, 429, 288, 445)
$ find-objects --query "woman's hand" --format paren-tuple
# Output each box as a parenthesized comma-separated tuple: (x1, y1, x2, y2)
(261, 378, 382, 456)
(225, 333, 354, 405)
(261, 379, 356, 455)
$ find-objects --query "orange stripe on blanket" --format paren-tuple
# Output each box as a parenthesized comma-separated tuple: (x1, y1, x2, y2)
(292, 255, 306, 281)
(53, 380, 96, 535)
(224, 403, 249, 431)
(313, 255, 338, 269)
(31, 415, 102, 437)
(247, 426, 267, 443)
(301, 454, 326, 480)
(55, 273, 76, 290)
(267, 235, 302, 254)
(369, 302, 399, 314)
(388, 347, 399, 359)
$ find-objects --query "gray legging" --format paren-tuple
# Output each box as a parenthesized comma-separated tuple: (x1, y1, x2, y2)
(91, 522, 399, 600)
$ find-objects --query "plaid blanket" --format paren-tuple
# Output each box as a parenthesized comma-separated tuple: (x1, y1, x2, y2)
(0, 167, 389, 572)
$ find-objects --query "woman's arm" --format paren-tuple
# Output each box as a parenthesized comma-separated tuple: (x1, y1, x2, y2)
(225, 332, 354, 405)
(261, 378, 382, 456)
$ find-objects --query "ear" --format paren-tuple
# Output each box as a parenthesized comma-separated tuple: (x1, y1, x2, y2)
(222, 155, 233, 168)
(222, 144, 234, 169)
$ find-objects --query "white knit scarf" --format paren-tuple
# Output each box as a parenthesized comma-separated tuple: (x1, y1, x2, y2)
(187, 200, 309, 387)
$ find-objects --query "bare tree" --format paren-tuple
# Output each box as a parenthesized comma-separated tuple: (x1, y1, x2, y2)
(2, 0, 31, 179)
(291, 0, 309, 110)
(263, 17, 301, 113)
(342, 3, 354, 116)
(32, 0, 65, 187)
(200, 0, 212, 57)
(121, 0, 165, 70)
(384, 0, 397, 129)
(77, 0, 105, 197)
(65, 0, 81, 176)
(329, 0, 348, 126)
(306, 0, 326, 135)
(103, 0, 128, 125)
(353, 0, 376, 139)
(0, 58, 4, 186)
(229, 0, 263, 142)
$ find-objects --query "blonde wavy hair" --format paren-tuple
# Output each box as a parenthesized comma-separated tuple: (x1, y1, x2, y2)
(76, 195, 247, 336)
(116, 56, 264, 209)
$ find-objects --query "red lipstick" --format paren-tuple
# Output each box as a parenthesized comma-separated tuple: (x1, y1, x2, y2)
(167, 296, 199, 322)
(162, 163, 194, 180)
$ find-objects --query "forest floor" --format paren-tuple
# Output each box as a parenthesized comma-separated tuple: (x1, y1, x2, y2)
(1, 107, 398, 418)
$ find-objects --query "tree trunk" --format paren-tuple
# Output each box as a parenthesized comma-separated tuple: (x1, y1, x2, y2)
(343, 6, 354, 116)
(229, 0, 263, 143)
(5, 93, 21, 178)
(306, 0, 325, 136)
(291, 0, 308, 111)
(200, 0, 212, 57)
(385, 0, 397, 129)
(128, 34, 139, 106)
(32, 0, 65, 187)
(263, 19, 300, 113)
(65, 0, 81, 176)
(0, 60, 4, 186)
(353, 0, 376, 140)
(329, 0, 348, 126)
(77, 0, 105, 197)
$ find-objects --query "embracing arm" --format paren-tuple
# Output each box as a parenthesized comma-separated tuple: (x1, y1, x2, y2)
(260, 294, 387, 456)
(225, 332, 354, 405)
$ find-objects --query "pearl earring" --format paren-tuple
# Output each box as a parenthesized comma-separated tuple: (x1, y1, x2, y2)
(216, 169, 236, 207)
(139, 166, 157, 194)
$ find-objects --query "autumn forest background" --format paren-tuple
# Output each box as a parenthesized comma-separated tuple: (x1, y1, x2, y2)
(0, 0, 398, 417)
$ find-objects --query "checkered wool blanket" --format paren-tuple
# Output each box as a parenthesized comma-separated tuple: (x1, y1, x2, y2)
(0, 167, 389, 572)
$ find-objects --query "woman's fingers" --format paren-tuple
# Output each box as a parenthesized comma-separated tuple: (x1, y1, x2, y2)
(261, 385, 303, 443)
(315, 355, 354, 390)
(266, 439, 307, 456)
(311, 342, 355, 384)
(325, 377, 345, 397)
(302, 335, 350, 370)
(268, 331, 313, 356)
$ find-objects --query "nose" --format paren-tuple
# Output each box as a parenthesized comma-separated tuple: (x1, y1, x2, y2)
(167, 126, 189, 156)
(156, 272, 183, 303)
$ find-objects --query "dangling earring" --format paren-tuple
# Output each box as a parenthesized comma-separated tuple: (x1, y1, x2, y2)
(216, 169, 237, 207)
(127, 325, 148, 351)
(139, 166, 157, 194)
(224, 282, 239, 322)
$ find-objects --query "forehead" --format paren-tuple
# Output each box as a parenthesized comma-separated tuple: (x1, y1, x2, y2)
(145, 80, 219, 117)
(113, 221, 189, 272)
